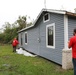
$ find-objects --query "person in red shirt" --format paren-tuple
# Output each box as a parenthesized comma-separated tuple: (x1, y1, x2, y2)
(68, 28, 76, 75)
(12, 38, 19, 52)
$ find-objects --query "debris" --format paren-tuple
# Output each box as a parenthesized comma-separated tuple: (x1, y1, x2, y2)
(16, 48, 37, 57)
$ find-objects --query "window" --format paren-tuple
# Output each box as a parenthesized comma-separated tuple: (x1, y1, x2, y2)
(46, 23, 55, 48)
(25, 32, 27, 44)
(43, 13, 50, 22)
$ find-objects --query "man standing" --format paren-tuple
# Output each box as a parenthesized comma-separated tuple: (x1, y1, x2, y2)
(12, 38, 19, 52)
(68, 28, 76, 75)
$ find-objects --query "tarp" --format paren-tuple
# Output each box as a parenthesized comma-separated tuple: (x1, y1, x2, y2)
(16, 48, 37, 57)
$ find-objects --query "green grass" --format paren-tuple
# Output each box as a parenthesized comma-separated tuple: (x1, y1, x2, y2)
(0, 45, 73, 75)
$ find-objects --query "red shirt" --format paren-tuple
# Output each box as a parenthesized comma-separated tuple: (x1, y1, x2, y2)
(12, 39, 19, 46)
(69, 36, 76, 58)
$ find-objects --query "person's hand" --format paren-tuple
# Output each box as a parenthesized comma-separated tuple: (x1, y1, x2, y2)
(68, 41, 70, 44)
(68, 41, 70, 48)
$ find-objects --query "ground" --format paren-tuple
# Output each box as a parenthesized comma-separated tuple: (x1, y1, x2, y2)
(0, 45, 73, 75)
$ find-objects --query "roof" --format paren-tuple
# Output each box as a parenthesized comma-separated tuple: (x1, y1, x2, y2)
(18, 8, 76, 33)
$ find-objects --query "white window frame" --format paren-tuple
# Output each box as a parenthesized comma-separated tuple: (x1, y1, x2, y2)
(21, 33, 23, 46)
(43, 13, 50, 23)
(25, 32, 28, 45)
(46, 23, 55, 49)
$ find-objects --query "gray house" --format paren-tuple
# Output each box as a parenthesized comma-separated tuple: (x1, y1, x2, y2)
(18, 9, 76, 69)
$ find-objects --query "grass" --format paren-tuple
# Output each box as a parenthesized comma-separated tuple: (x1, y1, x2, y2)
(0, 45, 73, 75)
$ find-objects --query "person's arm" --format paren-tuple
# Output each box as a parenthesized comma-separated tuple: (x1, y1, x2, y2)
(68, 41, 71, 48)
(16, 40, 19, 45)
(68, 38, 73, 48)
(17, 40, 19, 44)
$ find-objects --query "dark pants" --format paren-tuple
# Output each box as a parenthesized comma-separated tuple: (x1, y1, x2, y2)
(13, 46, 16, 52)
(72, 58, 76, 75)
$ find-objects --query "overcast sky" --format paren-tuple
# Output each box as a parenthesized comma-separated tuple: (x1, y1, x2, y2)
(0, 0, 76, 29)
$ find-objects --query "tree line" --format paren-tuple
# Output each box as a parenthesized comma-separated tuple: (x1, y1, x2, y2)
(0, 16, 32, 44)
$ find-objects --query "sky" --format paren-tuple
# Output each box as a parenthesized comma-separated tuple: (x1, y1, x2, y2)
(0, 0, 76, 29)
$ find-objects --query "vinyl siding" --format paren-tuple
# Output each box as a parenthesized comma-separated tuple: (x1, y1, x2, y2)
(39, 13, 64, 64)
(68, 16, 76, 40)
(18, 12, 64, 65)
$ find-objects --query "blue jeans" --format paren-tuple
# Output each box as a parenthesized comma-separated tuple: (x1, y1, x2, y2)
(72, 58, 76, 75)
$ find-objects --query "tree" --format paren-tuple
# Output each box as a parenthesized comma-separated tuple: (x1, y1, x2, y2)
(0, 15, 33, 44)
(3, 22, 11, 33)
(17, 16, 27, 30)
(74, 8, 76, 13)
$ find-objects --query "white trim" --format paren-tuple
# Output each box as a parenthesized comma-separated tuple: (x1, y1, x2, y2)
(64, 15, 68, 49)
(43, 13, 50, 23)
(18, 25, 34, 33)
(21, 33, 23, 46)
(25, 32, 28, 45)
(46, 9, 66, 14)
(46, 23, 55, 49)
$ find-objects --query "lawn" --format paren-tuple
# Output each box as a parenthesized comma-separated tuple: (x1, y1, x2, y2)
(0, 45, 73, 75)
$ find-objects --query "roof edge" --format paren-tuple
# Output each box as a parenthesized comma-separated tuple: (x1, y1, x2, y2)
(18, 9, 76, 33)
(18, 25, 34, 33)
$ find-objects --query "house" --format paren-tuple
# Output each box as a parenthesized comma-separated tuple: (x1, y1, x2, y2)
(18, 9, 76, 69)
